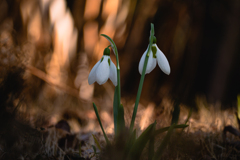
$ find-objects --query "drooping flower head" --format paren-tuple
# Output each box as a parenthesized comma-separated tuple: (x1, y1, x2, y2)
(88, 47, 117, 86)
(139, 36, 170, 75)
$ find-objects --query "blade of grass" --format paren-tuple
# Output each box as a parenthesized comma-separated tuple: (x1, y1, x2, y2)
(153, 124, 175, 160)
(92, 134, 102, 151)
(116, 104, 125, 135)
(93, 103, 110, 145)
(178, 107, 192, 134)
(237, 95, 240, 118)
(154, 124, 188, 136)
(92, 145, 97, 154)
(123, 129, 136, 159)
(148, 121, 156, 160)
(129, 23, 155, 132)
(128, 121, 156, 160)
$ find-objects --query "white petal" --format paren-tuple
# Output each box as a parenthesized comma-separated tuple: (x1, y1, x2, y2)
(109, 60, 117, 86)
(138, 49, 147, 74)
(88, 61, 100, 85)
(147, 51, 157, 74)
(138, 46, 157, 75)
(96, 56, 110, 85)
(155, 44, 171, 75)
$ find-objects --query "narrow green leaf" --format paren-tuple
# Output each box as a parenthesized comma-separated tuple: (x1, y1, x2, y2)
(237, 95, 240, 118)
(92, 145, 97, 154)
(93, 103, 110, 145)
(128, 129, 137, 147)
(178, 107, 192, 135)
(130, 23, 155, 132)
(154, 124, 188, 136)
(171, 100, 180, 125)
(153, 124, 175, 160)
(124, 129, 137, 159)
(148, 121, 156, 160)
(92, 134, 102, 151)
(113, 87, 119, 134)
(116, 104, 125, 135)
(128, 122, 156, 160)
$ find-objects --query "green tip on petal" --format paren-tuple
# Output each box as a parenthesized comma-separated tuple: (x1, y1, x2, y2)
(152, 46, 157, 58)
(108, 58, 110, 66)
(153, 36, 157, 44)
(100, 57, 104, 62)
(103, 47, 110, 56)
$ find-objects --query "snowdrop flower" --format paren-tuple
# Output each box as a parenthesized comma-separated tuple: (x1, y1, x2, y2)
(139, 37, 170, 75)
(88, 47, 117, 86)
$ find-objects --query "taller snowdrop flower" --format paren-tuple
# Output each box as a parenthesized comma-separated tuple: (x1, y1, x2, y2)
(88, 47, 117, 86)
(139, 37, 170, 75)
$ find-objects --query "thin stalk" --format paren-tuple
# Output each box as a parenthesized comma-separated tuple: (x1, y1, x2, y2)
(117, 69, 121, 104)
(129, 23, 155, 132)
(113, 41, 121, 106)
(100, 34, 121, 134)
(93, 103, 110, 145)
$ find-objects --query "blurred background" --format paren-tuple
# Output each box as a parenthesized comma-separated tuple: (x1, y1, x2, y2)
(1, 0, 240, 130)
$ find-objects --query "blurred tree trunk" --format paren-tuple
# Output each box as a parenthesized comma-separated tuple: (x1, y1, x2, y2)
(208, 0, 240, 103)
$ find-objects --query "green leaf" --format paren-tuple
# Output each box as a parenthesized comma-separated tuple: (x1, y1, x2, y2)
(154, 124, 188, 136)
(92, 145, 97, 154)
(153, 124, 175, 160)
(237, 95, 240, 118)
(171, 100, 180, 125)
(124, 129, 137, 159)
(92, 134, 101, 151)
(128, 122, 156, 160)
(128, 129, 137, 147)
(148, 121, 156, 160)
(116, 104, 125, 135)
(178, 107, 192, 134)
(93, 103, 110, 145)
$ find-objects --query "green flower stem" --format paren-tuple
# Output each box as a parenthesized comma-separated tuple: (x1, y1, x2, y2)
(129, 23, 155, 132)
(100, 34, 121, 134)
(112, 40, 121, 104)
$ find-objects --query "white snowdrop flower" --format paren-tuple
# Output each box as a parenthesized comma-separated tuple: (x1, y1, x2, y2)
(88, 48, 117, 86)
(139, 37, 170, 75)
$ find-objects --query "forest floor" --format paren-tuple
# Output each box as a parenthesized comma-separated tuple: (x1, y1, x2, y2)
(1, 73, 240, 160)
